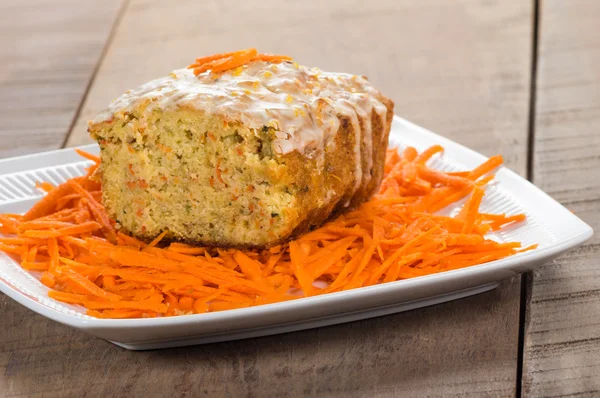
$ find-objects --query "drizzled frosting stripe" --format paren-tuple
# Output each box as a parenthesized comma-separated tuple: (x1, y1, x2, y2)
(91, 61, 389, 196)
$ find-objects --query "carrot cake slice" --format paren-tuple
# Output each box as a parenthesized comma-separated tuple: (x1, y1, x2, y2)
(88, 48, 394, 248)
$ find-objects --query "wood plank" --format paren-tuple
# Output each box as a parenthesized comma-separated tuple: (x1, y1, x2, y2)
(522, 1, 600, 396)
(67, 0, 532, 168)
(3, 0, 532, 396)
(0, 0, 122, 393)
(0, 0, 123, 158)
(3, 282, 518, 397)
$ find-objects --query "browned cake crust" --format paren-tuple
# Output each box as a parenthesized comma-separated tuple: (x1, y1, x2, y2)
(282, 98, 394, 244)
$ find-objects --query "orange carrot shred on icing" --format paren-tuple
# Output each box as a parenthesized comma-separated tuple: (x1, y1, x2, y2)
(0, 145, 532, 318)
(193, 48, 258, 75)
(189, 50, 248, 68)
(188, 48, 293, 76)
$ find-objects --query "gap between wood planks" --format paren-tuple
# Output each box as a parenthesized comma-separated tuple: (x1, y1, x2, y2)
(61, 0, 131, 149)
(517, 0, 540, 397)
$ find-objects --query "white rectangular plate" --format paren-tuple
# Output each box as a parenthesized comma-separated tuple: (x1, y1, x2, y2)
(0, 116, 593, 350)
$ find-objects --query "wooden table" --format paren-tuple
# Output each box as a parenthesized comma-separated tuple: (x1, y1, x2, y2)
(1, 1, 598, 396)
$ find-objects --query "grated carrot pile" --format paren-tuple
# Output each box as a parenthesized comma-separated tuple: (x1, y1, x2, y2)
(187, 48, 292, 76)
(0, 146, 535, 319)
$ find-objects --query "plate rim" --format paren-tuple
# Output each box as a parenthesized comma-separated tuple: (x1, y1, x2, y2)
(0, 226, 591, 331)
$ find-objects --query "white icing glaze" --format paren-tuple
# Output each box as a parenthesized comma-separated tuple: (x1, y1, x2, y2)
(338, 99, 363, 194)
(92, 61, 389, 195)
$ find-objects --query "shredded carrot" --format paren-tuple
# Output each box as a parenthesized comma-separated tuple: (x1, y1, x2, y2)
(18, 220, 74, 231)
(193, 48, 258, 75)
(68, 180, 116, 243)
(187, 48, 293, 76)
(417, 165, 472, 188)
(415, 145, 444, 164)
(35, 181, 55, 193)
(147, 230, 168, 248)
(22, 221, 101, 238)
(233, 251, 263, 281)
(460, 188, 485, 234)
(40, 271, 55, 288)
(0, 145, 532, 318)
(74, 149, 100, 164)
(22, 183, 75, 221)
(0, 243, 24, 255)
(191, 50, 246, 67)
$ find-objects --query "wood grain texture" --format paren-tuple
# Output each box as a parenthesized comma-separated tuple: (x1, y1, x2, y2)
(67, 0, 532, 170)
(2, 281, 520, 398)
(0, 0, 123, 158)
(522, 0, 600, 396)
(2, 0, 533, 396)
